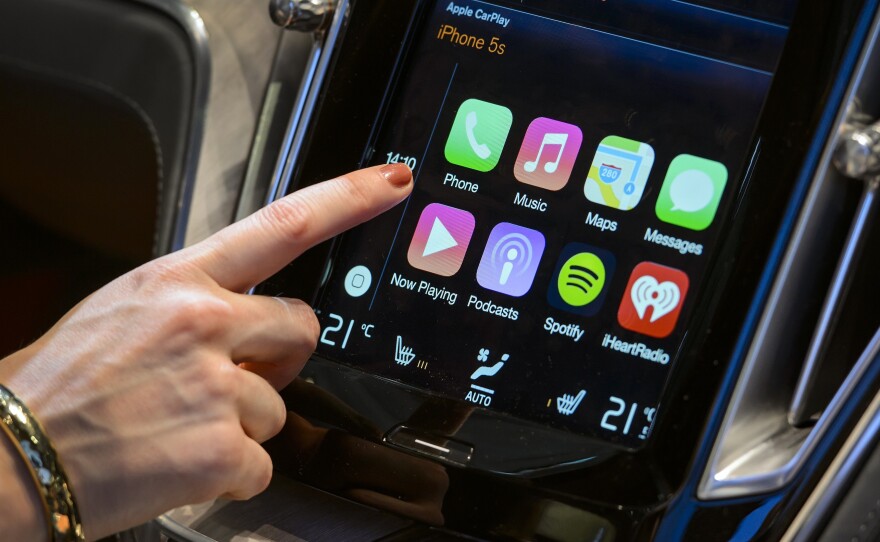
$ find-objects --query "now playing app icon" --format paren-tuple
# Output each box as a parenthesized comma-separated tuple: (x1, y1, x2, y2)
(407, 203, 475, 276)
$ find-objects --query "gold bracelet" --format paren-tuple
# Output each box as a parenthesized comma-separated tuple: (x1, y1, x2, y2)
(0, 384, 85, 541)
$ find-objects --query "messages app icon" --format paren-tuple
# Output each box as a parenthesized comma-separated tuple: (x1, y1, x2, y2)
(584, 136, 655, 211)
(445, 99, 513, 172)
(655, 154, 728, 231)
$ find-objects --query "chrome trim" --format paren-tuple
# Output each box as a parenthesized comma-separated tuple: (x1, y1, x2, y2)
(698, 4, 880, 500)
(270, 0, 334, 32)
(702, 330, 880, 498)
(133, 0, 212, 253)
(835, 118, 880, 179)
(789, 179, 879, 425)
(265, 39, 323, 203)
(267, 0, 351, 204)
(154, 514, 220, 542)
(783, 360, 880, 542)
(235, 81, 284, 221)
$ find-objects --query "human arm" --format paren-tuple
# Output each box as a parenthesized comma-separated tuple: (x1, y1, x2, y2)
(0, 164, 412, 540)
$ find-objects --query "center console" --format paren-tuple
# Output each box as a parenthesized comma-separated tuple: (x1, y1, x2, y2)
(308, 0, 790, 457)
(163, 0, 880, 539)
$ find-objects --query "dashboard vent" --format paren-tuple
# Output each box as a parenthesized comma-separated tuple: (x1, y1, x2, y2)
(699, 10, 880, 499)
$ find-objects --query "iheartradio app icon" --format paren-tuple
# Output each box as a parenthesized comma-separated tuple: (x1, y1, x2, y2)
(617, 262, 689, 338)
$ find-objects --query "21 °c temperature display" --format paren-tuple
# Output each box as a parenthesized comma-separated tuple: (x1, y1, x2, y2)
(318, 312, 373, 350)
(600, 396, 657, 440)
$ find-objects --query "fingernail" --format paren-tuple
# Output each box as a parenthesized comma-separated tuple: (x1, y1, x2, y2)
(379, 163, 412, 186)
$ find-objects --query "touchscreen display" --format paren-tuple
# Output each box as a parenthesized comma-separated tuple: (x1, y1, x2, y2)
(312, 0, 795, 446)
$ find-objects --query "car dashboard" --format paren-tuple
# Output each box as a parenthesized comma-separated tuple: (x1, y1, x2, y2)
(3, 0, 880, 540)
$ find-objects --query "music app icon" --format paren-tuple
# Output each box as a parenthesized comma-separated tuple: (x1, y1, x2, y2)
(514, 117, 583, 191)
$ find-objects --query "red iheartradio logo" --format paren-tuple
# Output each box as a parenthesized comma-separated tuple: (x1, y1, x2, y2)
(618, 262, 689, 338)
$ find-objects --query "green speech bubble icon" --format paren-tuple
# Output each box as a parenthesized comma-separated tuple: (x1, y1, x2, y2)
(655, 154, 728, 231)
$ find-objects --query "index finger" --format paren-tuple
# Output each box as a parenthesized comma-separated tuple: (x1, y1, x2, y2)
(193, 163, 412, 292)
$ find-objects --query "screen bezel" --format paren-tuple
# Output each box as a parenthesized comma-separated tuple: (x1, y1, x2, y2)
(305, 0, 794, 451)
(256, 0, 868, 506)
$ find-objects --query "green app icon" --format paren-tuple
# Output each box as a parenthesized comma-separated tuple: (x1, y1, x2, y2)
(655, 154, 728, 231)
(547, 242, 615, 316)
(557, 252, 607, 307)
(444, 98, 513, 172)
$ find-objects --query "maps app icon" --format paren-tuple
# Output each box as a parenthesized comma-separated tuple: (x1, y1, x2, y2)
(584, 135, 655, 211)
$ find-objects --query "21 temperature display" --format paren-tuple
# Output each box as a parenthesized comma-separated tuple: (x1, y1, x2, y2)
(600, 396, 656, 440)
(317, 312, 374, 350)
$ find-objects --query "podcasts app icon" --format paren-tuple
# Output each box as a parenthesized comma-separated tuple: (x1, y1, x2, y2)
(476, 223, 545, 297)
(618, 262, 689, 338)
(547, 243, 616, 316)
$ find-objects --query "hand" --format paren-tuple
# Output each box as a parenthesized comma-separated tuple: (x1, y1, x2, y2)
(0, 164, 413, 540)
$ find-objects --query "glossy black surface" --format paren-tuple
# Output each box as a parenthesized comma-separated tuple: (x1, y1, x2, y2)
(311, 0, 792, 448)
(257, 0, 875, 538)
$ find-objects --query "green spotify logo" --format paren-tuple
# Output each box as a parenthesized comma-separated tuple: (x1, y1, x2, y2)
(558, 253, 606, 305)
(548, 243, 615, 316)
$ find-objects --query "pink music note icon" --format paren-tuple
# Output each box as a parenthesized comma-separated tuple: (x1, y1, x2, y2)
(514, 117, 583, 191)
(524, 132, 568, 174)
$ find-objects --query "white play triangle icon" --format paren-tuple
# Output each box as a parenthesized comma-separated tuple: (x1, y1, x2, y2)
(422, 217, 458, 257)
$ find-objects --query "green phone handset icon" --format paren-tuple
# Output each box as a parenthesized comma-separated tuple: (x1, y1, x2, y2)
(445, 99, 512, 172)
(465, 111, 492, 159)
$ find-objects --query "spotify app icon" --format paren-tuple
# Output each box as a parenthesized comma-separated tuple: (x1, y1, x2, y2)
(547, 243, 616, 316)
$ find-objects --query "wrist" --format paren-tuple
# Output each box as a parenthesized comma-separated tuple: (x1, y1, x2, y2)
(0, 426, 48, 542)
(0, 383, 85, 541)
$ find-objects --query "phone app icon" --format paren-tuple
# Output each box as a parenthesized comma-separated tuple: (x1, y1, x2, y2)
(617, 262, 689, 338)
(477, 223, 545, 297)
(513, 117, 583, 191)
(445, 99, 513, 172)
(584, 136, 655, 211)
(407, 203, 476, 277)
(547, 243, 615, 316)
(655, 154, 728, 231)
